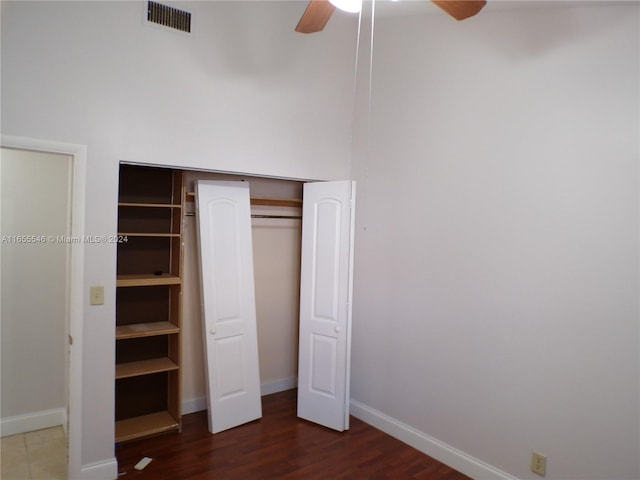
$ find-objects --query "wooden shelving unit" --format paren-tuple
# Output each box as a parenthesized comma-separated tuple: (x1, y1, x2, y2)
(115, 164, 184, 443)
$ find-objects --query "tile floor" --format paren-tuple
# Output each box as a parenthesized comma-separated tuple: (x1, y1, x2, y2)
(1, 426, 67, 480)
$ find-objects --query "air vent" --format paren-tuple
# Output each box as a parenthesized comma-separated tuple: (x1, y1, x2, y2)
(147, 1, 191, 33)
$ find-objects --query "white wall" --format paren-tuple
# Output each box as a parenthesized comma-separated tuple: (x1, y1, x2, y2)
(1, 148, 71, 430)
(351, 3, 639, 480)
(1, 1, 357, 473)
(4, 1, 637, 478)
(252, 211, 302, 392)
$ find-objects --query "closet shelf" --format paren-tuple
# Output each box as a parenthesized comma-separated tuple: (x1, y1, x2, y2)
(250, 197, 302, 208)
(185, 191, 302, 208)
(115, 357, 179, 379)
(117, 232, 181, 238)
(116, 321, 180, 340)
(116, 274, 181, 287)
(118, 202, 182, 209)
(115, 412, 179, 444)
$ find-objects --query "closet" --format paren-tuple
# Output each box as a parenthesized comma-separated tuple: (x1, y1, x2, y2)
(115, 165, 305, 442)
(115, 164, 354, 442)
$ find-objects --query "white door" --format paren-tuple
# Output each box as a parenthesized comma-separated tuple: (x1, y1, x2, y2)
(195, 180, 262, 434)
(297, 181, 356, 431)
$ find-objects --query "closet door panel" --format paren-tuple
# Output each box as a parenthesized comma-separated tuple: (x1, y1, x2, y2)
(297, 181, 356, 432)
(196, 180, 262, 434)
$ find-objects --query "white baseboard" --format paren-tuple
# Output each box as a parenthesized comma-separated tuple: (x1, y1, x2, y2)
(182, 396, 208, 415)
(349, 399, 518, 480)
(181, 377, 297, 415)
(261, 376, 297, 396)
(80, 457, 119, 480)
(1, 408, 67, 438)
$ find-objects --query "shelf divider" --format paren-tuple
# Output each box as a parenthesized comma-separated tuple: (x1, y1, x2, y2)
(115, 412, 179, 444)
(116, 321, 180, 340)
(119, 202, 182, 208)
(117, 232, 181, 238)
(115, 357, 179, 380)
(116, 274, 181, 287)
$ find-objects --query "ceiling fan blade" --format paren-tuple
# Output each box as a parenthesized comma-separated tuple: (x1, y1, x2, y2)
(295, 0, 336, 33)
(431, 0, 487, 20)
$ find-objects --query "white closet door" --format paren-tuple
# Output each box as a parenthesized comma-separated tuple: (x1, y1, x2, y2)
(196, 180, 262, 434)
(297, 181, 356, 431)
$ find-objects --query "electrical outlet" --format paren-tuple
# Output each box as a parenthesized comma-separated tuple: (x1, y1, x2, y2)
(531, 452, 547, 477)
(90, 286, 104, 306)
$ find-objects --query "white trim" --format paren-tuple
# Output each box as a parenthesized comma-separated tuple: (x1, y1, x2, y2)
(79, 458, 119, 480)
(343, 181, 356, 429)
(181, 396, 207, 415)
(0, 134, 86, 480)
(350, 399, 519, 480)
(260, 376, 297, 396)
(1, 408, 67, 438)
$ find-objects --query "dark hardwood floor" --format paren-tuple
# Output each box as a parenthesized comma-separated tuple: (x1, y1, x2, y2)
(115, 389, 471, 479)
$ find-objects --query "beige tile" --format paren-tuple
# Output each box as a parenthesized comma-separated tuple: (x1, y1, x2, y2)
(29, 459, 67, 480)
(1, 434, 31, 480)
(26, 427, 68, 480)
(24, 426, 66, 448)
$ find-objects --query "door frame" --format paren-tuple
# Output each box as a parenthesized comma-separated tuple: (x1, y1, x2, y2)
(122, 163, 355, 429)
(1, 134, 86, 480)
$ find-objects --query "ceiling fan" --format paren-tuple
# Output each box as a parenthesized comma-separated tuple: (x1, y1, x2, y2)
(295, 0, 487, 33)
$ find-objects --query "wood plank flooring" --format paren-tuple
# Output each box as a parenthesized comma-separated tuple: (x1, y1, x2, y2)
(115, 389, 471, 479)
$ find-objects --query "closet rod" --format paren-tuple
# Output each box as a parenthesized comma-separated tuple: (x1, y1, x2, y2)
(185, 192, 302, 208)
(252, 214, 302, 220)
(184, 212, 301, 220)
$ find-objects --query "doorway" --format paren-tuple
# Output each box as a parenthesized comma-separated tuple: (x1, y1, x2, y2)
(0, 137, 86, 480)
(1, 147, 71, 479)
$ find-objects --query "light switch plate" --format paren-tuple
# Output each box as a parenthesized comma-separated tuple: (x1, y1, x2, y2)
(531, 452, 547, 476)
(90, 286, 104, 306)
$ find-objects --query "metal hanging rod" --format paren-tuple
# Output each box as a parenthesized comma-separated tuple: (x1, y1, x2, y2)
(185, 192, 302, 209)
(252, 215, 302, 220)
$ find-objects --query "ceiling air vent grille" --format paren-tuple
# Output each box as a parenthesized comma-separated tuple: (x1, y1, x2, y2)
(147, 1, 191, 33)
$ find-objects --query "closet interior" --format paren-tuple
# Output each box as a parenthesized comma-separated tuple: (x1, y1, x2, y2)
(115, 164, 304, 443)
